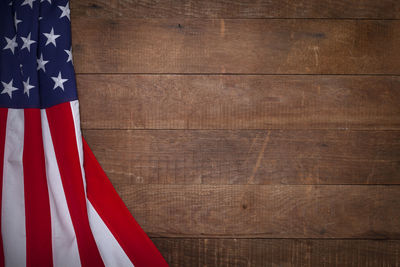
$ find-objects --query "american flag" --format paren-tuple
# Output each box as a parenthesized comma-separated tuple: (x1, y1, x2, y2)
(0, 0, 168, 266)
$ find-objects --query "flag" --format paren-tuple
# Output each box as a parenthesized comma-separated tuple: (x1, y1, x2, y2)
(0, 0, 168, 266)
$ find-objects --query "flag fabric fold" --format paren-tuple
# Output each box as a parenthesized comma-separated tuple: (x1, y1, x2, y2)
(0, 0, 168, 266)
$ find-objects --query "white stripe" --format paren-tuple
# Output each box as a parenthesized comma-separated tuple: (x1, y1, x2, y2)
(70, 100, 133, 266)
(1, 109, 26, 267)
(70, 101, 86, 191)
(41, 110, 81, 267)
(88, 201, 134, 267)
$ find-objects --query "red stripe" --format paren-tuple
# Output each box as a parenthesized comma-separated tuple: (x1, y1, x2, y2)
(23, 109, 53, 267)
(46, 103, 104, 267)
(0, 109, 7, 267)
(83, 138, 169, 267)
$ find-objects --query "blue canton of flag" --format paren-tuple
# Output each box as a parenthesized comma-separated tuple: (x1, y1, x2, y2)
(0, 0, 76, 108)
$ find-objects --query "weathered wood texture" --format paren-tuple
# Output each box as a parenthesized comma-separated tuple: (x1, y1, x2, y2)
(71, 0, 400, 19)
(118, 185, 400, 238)
(152, 239, 400, 267)
(71, 0, 400, 265)
(71, 19, 400, 74)
(77, 75, 400, 130)
(83, 130, 400, 185)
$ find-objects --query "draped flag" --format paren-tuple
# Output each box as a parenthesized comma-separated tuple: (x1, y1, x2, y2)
(0, 0, 168, 266)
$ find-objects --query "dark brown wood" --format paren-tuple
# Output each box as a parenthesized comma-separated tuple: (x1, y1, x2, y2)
(71, 19, 400, 74)
(71, 0, 400, 19)
(77, 75, 400, 130)
(152, 238, 400, 267)
(113, 184, 400, 238)
(71, 1, 400, 264)
(83, 129, 400, 185)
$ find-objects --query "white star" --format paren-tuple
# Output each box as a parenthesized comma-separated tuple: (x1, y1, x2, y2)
(1, 79, 19, 99)
(58, 3, 70, 20)
(21, 33, 36, 52)
(40, 0, 51, 3)
(14, 13, 22, 30)
(3, 36, 18, 54)
(37, 54, 49, 72)
(21, 0, 35, 8)
(64, 47, 73, 63)
(51, 72, 68, 91)
(43, 27, 60, 47)
(23, 77, 35, 97)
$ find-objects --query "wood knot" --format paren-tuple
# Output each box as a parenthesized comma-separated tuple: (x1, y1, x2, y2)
(90, 3, 101, 9)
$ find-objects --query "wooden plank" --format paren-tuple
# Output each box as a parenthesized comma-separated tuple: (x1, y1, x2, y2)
(83, 129, 400, 185)
(152, 238, 400, 266)
(71, 0, 400, 19)
(113, 184, 400, 238)
(77, 75, 400, 130)
(71, 19, 400, 74)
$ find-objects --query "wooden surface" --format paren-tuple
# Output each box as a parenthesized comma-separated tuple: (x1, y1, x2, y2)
(152, 239, 400, 267)
(72, 0, 400, 266)
(72, 19, 400, 74)
(77, 75, 400, 130)
(116, 185, 400, 238)
(83, 130, 400, 185)
(70, 0, 400, 19)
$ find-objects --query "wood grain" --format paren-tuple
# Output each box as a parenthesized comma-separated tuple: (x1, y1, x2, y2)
(83, 129, 400, 185)
(77, 75, 400, 130)
(71, 1, 400, 264)
(71, 0, 400, 19)
(152, 238, 400, 267)
(71, 19, 400, 74)
(114, 184, 400, 238)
